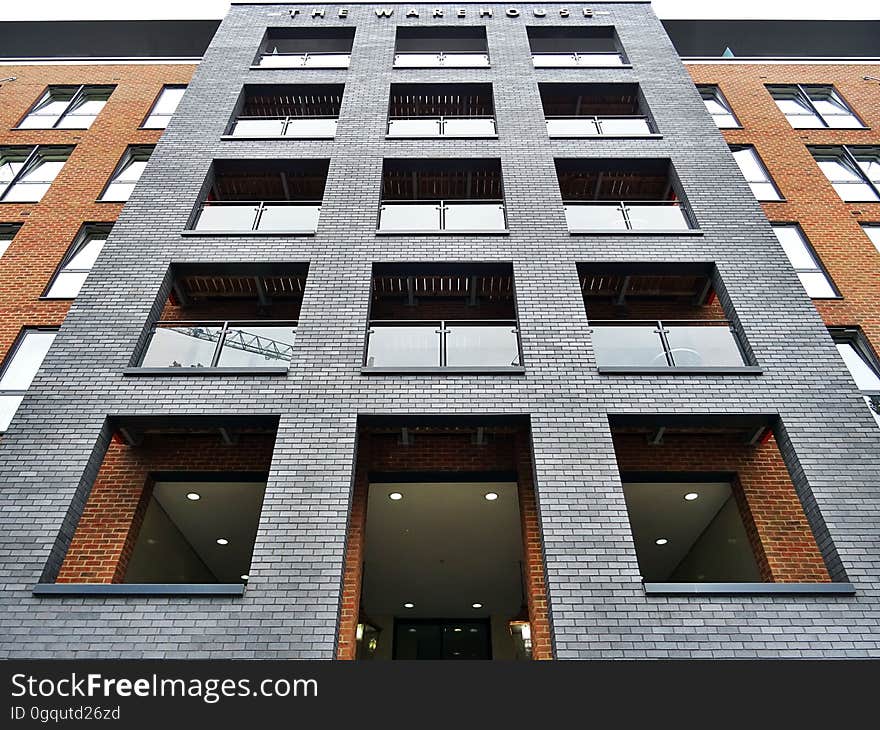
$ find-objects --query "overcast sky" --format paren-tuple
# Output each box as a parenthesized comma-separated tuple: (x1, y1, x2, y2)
(0, 0, 876, 21)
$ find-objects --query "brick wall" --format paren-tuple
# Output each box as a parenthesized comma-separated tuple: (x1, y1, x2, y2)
(0, 62, 195, 363)
(611, 431, 830, 582)
(56, 432, 276, 583)
(686, 62, 880, 349)
(336, 428, 552, 660)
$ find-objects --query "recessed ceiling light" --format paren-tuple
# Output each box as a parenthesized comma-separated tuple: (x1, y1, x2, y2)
(240, 574, 249, 581)
(403, 602, 414, 609)
(484, 492, 499, 501)
(186, 492, 200, 501)
(655, 538, 668, 546)
(408, 628, 417, 633)
(454, 627, 462, 632)
(472, 602, 483, 609)
(684, 492, 699, 501)
(389, 492, 403, 501)
(216, 538, 229, 545)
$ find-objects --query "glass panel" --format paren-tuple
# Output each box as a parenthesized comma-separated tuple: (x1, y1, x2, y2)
(152, 87, 186, 115)
(194, 204, 259, 231)
(822, 114, 863, 129)
(140, 326, 222, 368)
(855, 155, 880, 185)
(565, 204, 627, 231)
(532, 53, 578, 67)
(713, 113, 739, 128)
(862, 225, 880, 253)
(788, 114, 826, 129)
(3, 182, 50, 202)
(864, 396, 880, 428)
(546, 118, 600, 136)
(231, 119, 286, 136)
(750, 182, 781, 201)
(599, 117, 651, 135)
(46, 271, 89, 298)
(56, 114, 97, 129)
(0, 394, 25, 432)
(143, 114, 172, 129)
(20, 159, 66, 184)
(379, 204, 441, 231)
(258, 53, 306, 67)
(591, 325, 668, 367)
(0, 331, 57, 389)
(257, 204, 320, 232)
(446, 325, 519, 367)
(443, 53, 490, 67)
(394, 53, 442, 67)
(732, 148, 768, 182)
(303, 53, 350, 68)
(831, 182, 878, 202)
(387, 118, 443, 136)
(113, 159, 148, 184)
(625, 204, 690, 230)
(443, 118, 496, 136)
(216, 325, 296, 368)
(285, 118, 337, 137)
(16, 115, 59, 130)
(444, 203, 506, 231)
(66, 237, 106, 269)
(100, 182, 136, 202)
(817, 158, 861, 183)
(836, 343, 880, 390)
(773, 227, 817, 269)
(365, 325, 441, 367)
(665, 326, 745, 367)
(702, 97, 728, 116)
(0, 237, 12, 259)
(797, 271, 836, 298)
(577, 53, 624, 66)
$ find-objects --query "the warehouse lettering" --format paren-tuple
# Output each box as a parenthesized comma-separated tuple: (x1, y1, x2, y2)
(288, 7, 597, 19)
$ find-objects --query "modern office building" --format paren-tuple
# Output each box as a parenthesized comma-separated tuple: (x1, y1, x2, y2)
(0, 3, 878, 660)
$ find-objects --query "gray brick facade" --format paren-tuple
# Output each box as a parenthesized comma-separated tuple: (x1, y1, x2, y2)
(1, 2, 878, 659)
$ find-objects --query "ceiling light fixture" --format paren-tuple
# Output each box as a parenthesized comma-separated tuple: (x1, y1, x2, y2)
(389, 492, 403, 501)
(454, 628, 462, 632)
(684, 492, 699, 501)
(403, 602, 414, 609)
(216, 538, 229, 545)
(655, 538, 668, 546)
(240, 574, 249, 581)
(186, 492, 201, 501)
(484, 492, 499, 501)
(472, 602, 483, 609)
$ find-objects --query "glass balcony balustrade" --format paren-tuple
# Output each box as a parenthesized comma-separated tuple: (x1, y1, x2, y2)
(378, 200, 506, 232)
(230, 116, 337, 138)
(546, 115, 651, 137)
(393, 51, 490, 68)
(532, 52, 624, 68)
(140, 321, 298, 369)
(589, 320, 746, 368)
(193, 201, 321, 233)
(365, 320, 520, 369)
(564, 201, 690, 231)
(257, 52, 350, 68)
(387, 116, 496, 137)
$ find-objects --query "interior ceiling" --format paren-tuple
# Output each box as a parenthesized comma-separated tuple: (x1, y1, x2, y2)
(363, 482, 523, 619)
(580, 273, 709, 299)
(372, 274, 514, 301)
(178, 273, 307, 300)
(152, 480, 266, 583)
(621, 481, 731, 581)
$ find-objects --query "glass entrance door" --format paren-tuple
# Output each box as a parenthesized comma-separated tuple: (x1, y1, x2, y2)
(393, 620, 492, 660)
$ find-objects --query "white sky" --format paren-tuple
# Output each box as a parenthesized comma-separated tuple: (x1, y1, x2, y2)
(0, 0, 876, 21)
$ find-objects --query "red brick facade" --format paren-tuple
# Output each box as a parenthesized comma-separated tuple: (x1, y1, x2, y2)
(56, 432, 276, 583)
(687, 62, 880, 348)
(0, 62, 195, 364)
(336, 428, 553, 660)
(611, 430, 831, 583)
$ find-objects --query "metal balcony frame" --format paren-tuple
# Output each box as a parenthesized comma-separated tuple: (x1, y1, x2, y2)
(392, 50, 491, 68)
(545, 114, 658, 138)
(563, 199, 698, 234)
(188, 200, 322, 235)
(376, 198, 509, 235)
(386, 114, 497, 138)
(227, 115, 338, 139)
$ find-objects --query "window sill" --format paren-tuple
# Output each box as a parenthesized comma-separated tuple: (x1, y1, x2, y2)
(550, 134, 663, 140)
(181, 230, 316, 237)
(534, 63, 634, 70)
(386, 135, 498, 140)
(220, 135, 335, 141)
(393, 65, 492, 70)
(569, 228, 703, 236)
(362, 366, 525, 375)
(249, 65, 349, 71)
(33, 583, 245, 597)
(376, 229, 509, 236)
(598, 366, 762, 375)
(643, 582, 855, 596)
(124, 367, 289, 376)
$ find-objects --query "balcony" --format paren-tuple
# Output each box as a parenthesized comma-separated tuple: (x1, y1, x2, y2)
(580, 263, 758, 374)
(378, 159, 507, 233)
(128, 263, 306, 375)
(190, 159, 327, 234)
(557, 158, 694, 233)
(364, 263, 523, 373)
(255, 28, 353, 68)
(393, 27, 489, 68)
(387, 83, 496, 138)
(541, 83, 654, 138)
(528, 26, 626, 67)
(227, 84, 342, 139)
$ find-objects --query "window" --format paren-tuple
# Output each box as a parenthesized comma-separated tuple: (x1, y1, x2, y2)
(527, 26, 625, 67)
(0, 224, 20, 259)
(699, 86, 739, 128)
(768, 85, 862, 129)
(540, 83, 653, 138)
(862, 224, 880, 254)
(730, 146, 781, 201)
(17, 85, 113, 129)
(0, 146, 72, 203)
(142, 85, 186, 129)
(831, 330, 880, 428)
(387, 83, 496, 138)
(0, 329, 57, 432)
(100, 146, 153, 202)
(393, 27, 490, 68)
(256, 28, 354, 68)
(229, 84, 341, 139)
(811, 146, 880, 202)
(771, 225, 837, 298)
(44, 224, 111, 298)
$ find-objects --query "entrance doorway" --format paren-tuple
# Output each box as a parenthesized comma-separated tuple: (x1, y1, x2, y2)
(393, 619, 492, 660)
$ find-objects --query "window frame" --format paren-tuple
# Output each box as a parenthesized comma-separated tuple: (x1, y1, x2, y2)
(698, 85, 740, 129)
(810, 145, 880, 202)
(42, 223, 113, 300)
(98, 145, 154, 203)
(16, 85, 114, 130)
(0, 222, 22, 259)
(140, 85, 187, 130)
(730, 145, 783, 201)
(0, 145, 74, 203)
(770, 223, 840, 299)
(0, 327, 59, 433)
(768, 84, 864, 129)
(861, 223, 880, 254)
(829, 327, 880, 426)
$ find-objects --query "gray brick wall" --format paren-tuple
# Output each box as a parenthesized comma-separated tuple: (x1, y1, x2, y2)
(1, 2, 878, 659)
